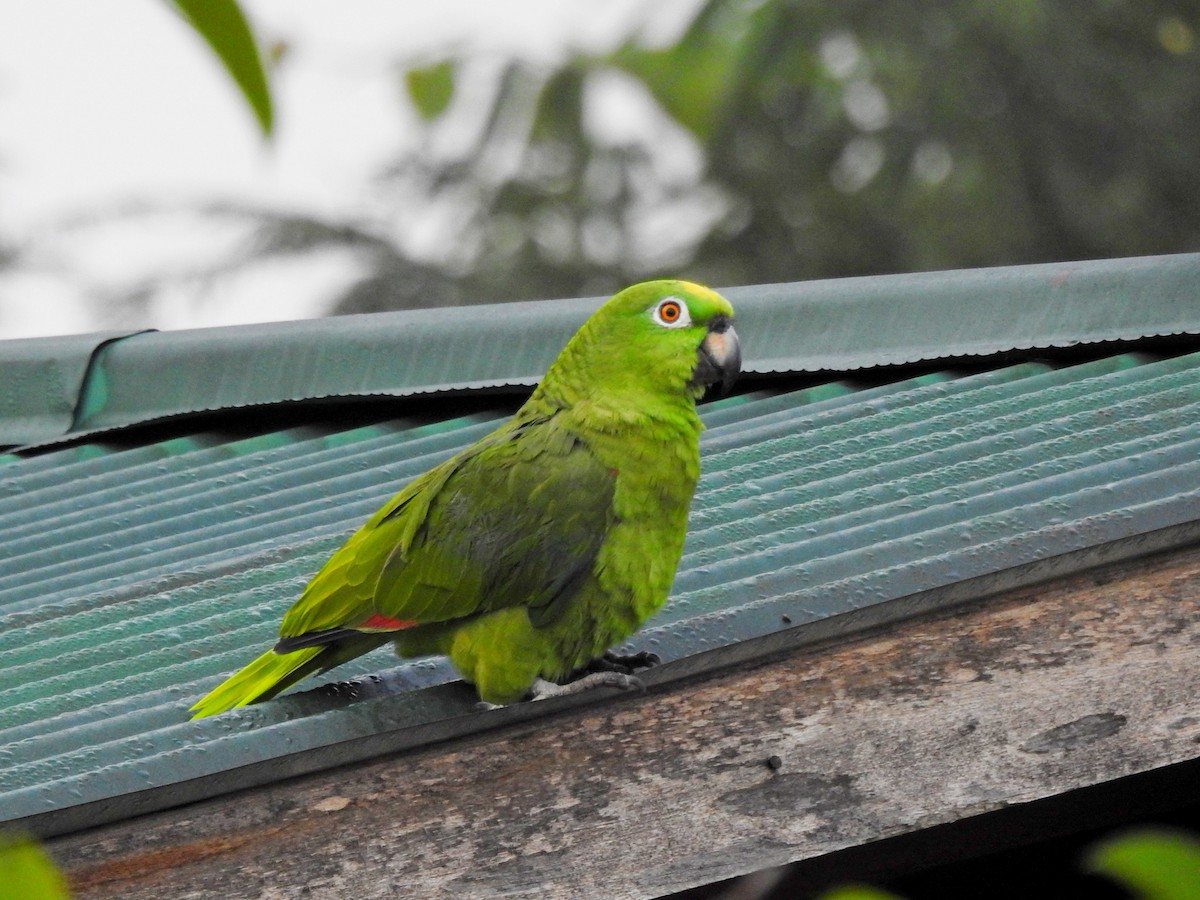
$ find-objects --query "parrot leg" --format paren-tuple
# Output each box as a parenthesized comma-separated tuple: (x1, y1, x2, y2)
(473, 672, 642, 710)
(528, 672, 644, 701)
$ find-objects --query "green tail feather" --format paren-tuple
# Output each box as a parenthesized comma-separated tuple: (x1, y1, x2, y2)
(191, 633, 394, 719)
(191, 646, 325, 719)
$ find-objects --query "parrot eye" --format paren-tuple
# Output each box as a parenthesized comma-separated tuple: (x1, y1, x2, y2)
(651, 298, 692, 329)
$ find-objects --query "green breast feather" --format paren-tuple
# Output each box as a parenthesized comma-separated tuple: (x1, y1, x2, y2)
(191, 280, 740, 716)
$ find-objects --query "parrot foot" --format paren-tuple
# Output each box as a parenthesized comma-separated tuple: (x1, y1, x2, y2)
(580, 649, 662, 677)
(528, 672, 644, 701)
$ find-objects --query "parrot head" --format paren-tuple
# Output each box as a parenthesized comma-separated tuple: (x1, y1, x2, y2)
(622, 279, 741, 399)
(540, 280, 741, 411)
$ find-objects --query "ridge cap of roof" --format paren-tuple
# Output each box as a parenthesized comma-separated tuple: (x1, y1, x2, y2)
(3, 253, 1198, 447)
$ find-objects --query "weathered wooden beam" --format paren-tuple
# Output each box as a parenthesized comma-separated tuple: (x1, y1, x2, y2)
(52, 546, 1200, 899)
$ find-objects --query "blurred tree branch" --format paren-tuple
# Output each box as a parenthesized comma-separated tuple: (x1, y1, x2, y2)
(326, 0, 1199, 311)
(33, 0, 1198, 322)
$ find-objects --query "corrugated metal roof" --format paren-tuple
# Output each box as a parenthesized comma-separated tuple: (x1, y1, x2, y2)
(3, 340, 1199, 836)
(4, 253, 1199, 447)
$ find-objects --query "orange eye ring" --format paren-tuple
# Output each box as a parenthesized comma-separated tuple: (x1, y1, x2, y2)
(659, 300, 682, 323)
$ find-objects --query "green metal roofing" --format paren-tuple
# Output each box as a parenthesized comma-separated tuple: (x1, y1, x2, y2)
(2, 254, 1200, 838)
(4, 253, 1198, 448)
(0, 331, 131, 447)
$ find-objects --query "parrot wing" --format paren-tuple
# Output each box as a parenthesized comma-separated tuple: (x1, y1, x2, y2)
(276, 413, 616, 643)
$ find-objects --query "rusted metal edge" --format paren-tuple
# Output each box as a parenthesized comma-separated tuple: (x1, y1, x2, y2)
(16, 516, 1200, 841)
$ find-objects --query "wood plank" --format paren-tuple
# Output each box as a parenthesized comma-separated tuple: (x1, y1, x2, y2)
(52, 545, 1200, 899)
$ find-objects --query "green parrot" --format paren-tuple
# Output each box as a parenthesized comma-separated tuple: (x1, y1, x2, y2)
(191, 280, 740, 716)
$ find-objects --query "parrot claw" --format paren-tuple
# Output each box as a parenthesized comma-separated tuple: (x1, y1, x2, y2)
(579, 649, 661, 677)
(528, 672, 644, 701)
(605, 649, 661, 671)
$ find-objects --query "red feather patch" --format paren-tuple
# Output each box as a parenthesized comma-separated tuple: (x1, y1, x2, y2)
(359, 614, 418, 631)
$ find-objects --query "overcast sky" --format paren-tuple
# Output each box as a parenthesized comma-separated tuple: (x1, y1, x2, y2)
(0, 0, 700, 339)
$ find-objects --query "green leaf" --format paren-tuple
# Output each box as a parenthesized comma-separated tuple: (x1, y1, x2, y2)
(611, 38, 733, 142)
(817, 886, 905, 900)
(609, 0, 751, 141)
(405, 61, 456, 121)
(169, 0, 274, 137)
(1086, 829, 1200, 900)
(0, 835, 72, 900)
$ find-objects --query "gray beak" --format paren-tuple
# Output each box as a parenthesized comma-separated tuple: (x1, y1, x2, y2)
(693, 318, 742, 396)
